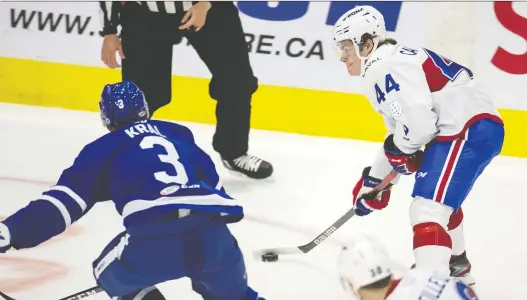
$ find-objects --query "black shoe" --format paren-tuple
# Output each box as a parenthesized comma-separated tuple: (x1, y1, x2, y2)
(221, 154, 273, 179)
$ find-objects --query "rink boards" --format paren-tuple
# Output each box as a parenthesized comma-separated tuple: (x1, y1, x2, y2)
(0, 57, 525, 157)
(0, 2, 525, 157)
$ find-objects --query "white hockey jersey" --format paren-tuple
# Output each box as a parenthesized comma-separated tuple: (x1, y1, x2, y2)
(386, 269, 478, 300)
(361, 44, 502, 155)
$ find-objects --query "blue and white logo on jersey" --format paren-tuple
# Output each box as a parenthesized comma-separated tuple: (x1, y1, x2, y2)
(160, 185, 180, 195)
(388, 100, 403, 117)
(455, 281, 478, 300)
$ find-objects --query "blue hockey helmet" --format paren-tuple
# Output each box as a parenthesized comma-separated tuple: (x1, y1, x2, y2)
(99, 80, 150, 130)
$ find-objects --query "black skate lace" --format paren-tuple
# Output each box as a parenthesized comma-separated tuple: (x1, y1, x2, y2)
(233, 155, 263, 172)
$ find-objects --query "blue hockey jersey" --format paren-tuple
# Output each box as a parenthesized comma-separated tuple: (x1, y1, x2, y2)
(3, 120, 242, 249)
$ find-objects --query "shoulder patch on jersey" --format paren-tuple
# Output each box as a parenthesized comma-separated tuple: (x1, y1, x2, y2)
(455, 281, 478, 300)
(387, 99, 403, 117)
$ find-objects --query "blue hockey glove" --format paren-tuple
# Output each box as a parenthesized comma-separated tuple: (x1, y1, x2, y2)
(352, 167, 393, 216)
(0, 223, 12, 253)
(383, 134, 425, 175)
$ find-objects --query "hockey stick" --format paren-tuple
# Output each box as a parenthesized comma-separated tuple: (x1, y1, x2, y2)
(0, 286, 102, 300)
(253, 169, 398, 261)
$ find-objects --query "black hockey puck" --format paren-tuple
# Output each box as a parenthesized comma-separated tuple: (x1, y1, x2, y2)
(261, 252, 279, 262)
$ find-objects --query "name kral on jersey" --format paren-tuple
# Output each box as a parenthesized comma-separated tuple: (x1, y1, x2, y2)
(125, 122, 166, 139)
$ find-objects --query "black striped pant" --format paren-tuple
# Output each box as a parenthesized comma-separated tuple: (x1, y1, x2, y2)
(120, 2, 257, 159)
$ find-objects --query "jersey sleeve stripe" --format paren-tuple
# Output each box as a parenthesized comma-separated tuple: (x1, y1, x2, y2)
(121, 194, 240, 219)
(49, 185, 88, 211)
(39, 195, 72, 227)
(43, 189, 84, 223)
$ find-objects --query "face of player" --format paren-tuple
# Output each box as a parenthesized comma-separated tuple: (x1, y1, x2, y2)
(338, 40, 362, 76)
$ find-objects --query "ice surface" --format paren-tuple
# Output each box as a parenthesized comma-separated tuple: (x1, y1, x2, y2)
(0, 103, 525, 300)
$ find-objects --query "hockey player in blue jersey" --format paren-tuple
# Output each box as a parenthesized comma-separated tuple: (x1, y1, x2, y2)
(0, 80, 263, 300)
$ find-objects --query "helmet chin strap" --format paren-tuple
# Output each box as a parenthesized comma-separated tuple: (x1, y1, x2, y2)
(357, 36, 382, 77)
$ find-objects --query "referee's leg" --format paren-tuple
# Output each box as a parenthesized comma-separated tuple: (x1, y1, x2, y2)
(120, 2, 175, 116)
(185, 2, 273, 179)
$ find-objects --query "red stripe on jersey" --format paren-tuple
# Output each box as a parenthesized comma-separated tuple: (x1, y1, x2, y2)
(435, 113, 504, 141)
(422, 57, 450, 93)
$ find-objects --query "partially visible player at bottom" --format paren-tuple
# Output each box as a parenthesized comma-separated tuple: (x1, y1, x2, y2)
(338, 235, 479, 300)
(332, 6, 505, 285)
(0, 80, 263, 300)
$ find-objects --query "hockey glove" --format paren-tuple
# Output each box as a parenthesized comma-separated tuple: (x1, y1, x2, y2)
(352, 167, 392, 216)
(383, 134, 424, 175)
(0, 223, 12, 253)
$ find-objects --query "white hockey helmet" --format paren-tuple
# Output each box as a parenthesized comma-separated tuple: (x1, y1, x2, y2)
(333, 5, 387, 58)
(338, 234, 393, 294)
(332, 6, 387, 76)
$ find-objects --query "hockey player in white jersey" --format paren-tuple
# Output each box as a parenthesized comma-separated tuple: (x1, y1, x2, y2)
(332, 6, 504, 285)
(338, 234, 479, 300)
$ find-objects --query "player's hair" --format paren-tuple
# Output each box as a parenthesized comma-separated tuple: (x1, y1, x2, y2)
(359, 33, 398, 51)
(378, 38, 398, 47)
(360, 275, 392, 291)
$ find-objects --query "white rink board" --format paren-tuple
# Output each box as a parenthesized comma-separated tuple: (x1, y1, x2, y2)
(0, 1, 526, 109)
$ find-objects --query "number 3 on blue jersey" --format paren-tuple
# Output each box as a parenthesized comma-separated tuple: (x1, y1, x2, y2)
(375, 73, 400, 104)
(140, 136, 189, 185)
